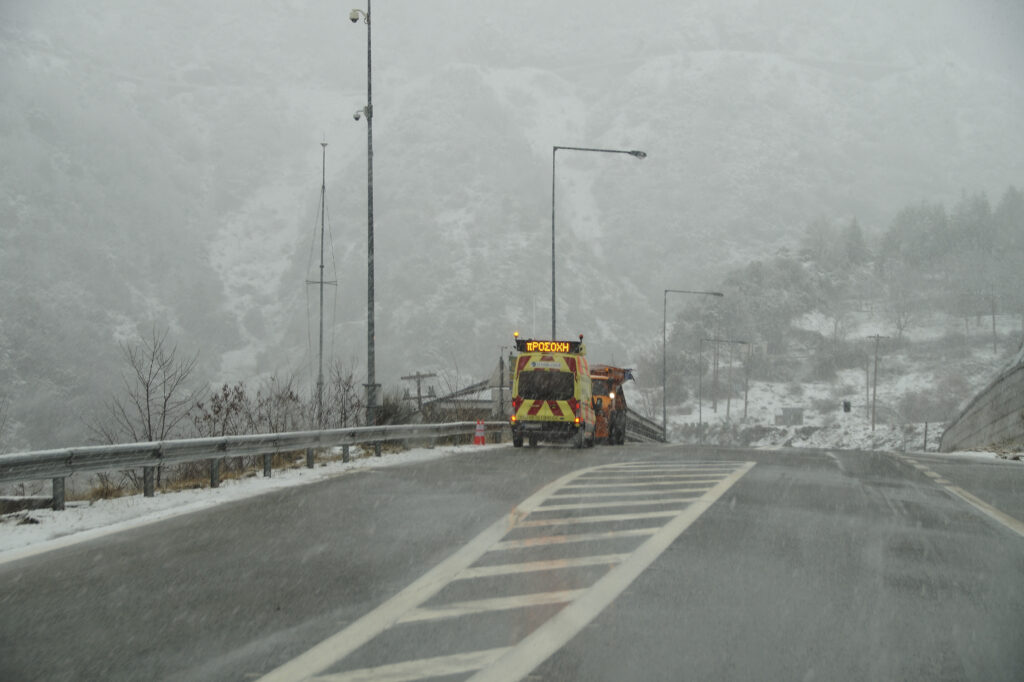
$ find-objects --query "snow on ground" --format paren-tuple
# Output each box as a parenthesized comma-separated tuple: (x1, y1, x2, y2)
(0, 444, 502, 563)
(0, 431, 1012, 565)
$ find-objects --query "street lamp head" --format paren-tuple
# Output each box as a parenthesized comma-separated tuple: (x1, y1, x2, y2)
(629, 150, 647, 159)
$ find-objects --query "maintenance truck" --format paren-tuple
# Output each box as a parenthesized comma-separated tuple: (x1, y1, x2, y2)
(509, 333, 596, 449)
(590, 364, 633, 445)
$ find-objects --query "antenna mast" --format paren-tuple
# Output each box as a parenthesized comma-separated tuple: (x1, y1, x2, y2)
(317, 142, 327, 428)
(306, 142, 337, 429)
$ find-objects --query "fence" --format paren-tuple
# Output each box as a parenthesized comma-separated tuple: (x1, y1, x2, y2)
(625, 408, 665, 443)
(0, 422, 507, 511)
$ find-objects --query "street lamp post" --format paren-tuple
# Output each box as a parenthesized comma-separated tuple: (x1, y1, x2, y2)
(551, 145, 646, 338)
(350, 3, 379, 436)
(662, 289, 723, 442)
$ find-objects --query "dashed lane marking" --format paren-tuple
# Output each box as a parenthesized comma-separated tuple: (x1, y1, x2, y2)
(259, 460, 754, 682)
(892, 454, 1024, 538)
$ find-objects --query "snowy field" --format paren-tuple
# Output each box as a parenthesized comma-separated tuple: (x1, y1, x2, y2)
(0, 444, 503, 562)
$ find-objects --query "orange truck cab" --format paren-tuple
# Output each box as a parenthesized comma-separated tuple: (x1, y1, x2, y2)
(509, 334, 596, 449)
(590, 365, 633, 445)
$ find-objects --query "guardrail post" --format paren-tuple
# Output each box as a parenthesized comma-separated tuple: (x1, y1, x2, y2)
(342, 445, 350, 463)
(374, 443, 381, 457)
(143, 467, 155, 497)
(210, 459, 220, 488)
(51, 478, 65, 511)
(306, 447, 314, 469)
(263, 454, 272, 478)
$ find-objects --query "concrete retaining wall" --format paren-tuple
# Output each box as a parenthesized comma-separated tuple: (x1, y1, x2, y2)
(940, 351, 1024, 452)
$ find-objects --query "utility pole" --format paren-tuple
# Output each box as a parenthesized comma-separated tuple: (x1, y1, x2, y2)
(305, 142, 337, 430)
(712, 340, 719, 412)
(701, 338, 749, 434)
(698, 337, 704, 444)
(498, 346, 512, 417)
(726, 341, 733, 421)
(991, 295, 998, 355)
(401, 371, 437, 413)
(867, 334, 888, 431)
(743, 343, 751, 419)
(865, 357, 870, 420)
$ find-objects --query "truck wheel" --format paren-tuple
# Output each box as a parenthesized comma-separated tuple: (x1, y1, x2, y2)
(573, 428, 584, 449)
(512, 433, 523, 448)
(528, 435, 538, 448)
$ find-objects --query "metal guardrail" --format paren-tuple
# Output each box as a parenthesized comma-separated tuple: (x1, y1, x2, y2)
(625, 408, 665, 443)
(0, 421, 508, 511)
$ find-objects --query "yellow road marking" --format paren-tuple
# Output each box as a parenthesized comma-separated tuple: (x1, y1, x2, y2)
(897, 455, 1024, 539)
(946, 486, 1024, 538)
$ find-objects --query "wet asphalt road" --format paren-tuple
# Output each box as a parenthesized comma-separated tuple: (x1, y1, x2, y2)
(1, 444, 1022, 681)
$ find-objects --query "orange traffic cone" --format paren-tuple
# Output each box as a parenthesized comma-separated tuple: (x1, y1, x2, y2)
(473, 419, 486, 445)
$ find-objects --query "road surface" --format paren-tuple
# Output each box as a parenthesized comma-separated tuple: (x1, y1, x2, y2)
(2, 445, 1022, 680)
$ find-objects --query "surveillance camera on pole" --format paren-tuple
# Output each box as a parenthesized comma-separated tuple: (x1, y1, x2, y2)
(349, 9, 361, 23)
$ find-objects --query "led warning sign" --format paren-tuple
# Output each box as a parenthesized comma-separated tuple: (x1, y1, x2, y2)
(515, 338, 583, 354)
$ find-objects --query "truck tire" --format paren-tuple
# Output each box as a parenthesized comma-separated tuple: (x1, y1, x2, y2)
(528, 435, 538, 448)
(512, 433, 523, 448)
(573, 428, 584, 449)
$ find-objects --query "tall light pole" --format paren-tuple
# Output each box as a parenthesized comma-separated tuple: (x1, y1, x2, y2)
(662, 289, 723, 442)
(551, 145, 646, 338)
(867, 334, 888, 431)
(351, 4, 378, 431)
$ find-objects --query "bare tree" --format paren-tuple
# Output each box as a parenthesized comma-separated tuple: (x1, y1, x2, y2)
(193, 382, 251, 438)
(885, 270, 919, 343)
(0, 395, 10, 452)
(323, 359, 364, 429)
(248, 374, 306, 434)
(91, 327, 200, 488)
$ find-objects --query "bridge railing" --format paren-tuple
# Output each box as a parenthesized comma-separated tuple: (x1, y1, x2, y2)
(0, 421, 508, 511)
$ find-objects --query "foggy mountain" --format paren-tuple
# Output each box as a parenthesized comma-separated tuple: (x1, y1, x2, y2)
(1, 0, 1022, 449)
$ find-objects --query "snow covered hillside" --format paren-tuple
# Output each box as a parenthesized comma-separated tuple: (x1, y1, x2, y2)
(2, 0, 1022, 450)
